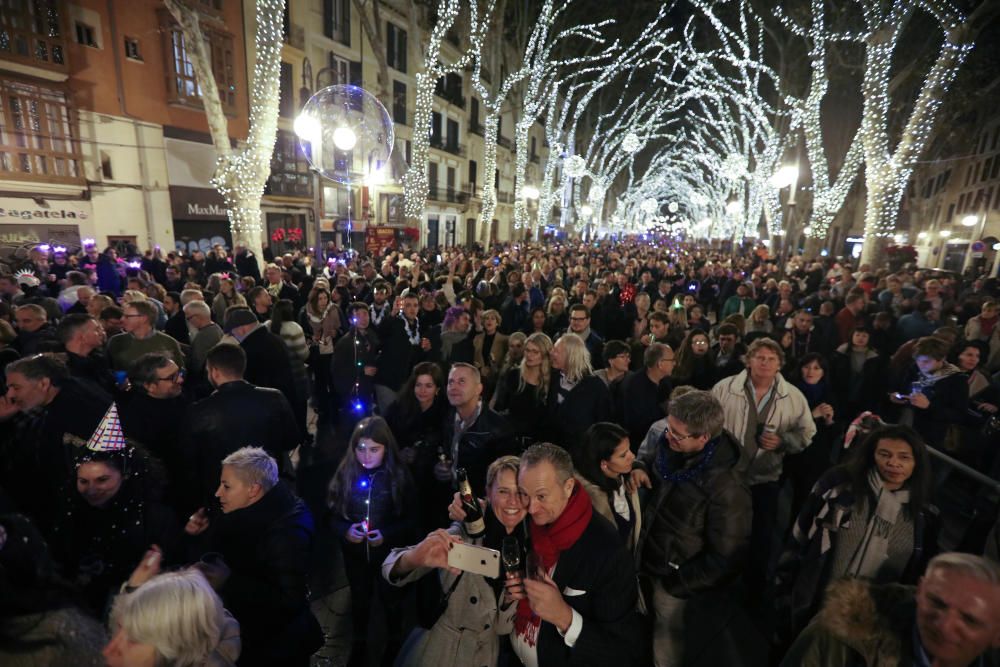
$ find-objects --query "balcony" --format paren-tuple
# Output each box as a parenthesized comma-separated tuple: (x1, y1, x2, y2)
(470, 121, 483, 136)
(428, 187, 469, 205)
(530, 153, 540, 164)
(497, 136, 513, 151)
(497, 191, 513, 204)
(433, 84, 465, 109)
(429, 136, 466, 157)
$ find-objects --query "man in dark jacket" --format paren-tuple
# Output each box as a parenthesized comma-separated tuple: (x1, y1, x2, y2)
(224, 307, 296, 402)
(631, 390, 752, 666)
(620, 343, 674, 452)
(557, 303, 605, 369)
(507, 442, 640, 667)
(188, 447, 322, 667)
(233, 243, 262, 284)
(12, 304, 60, 355)
(185, 344, 299, 509)
(58, 313, 115, 395)
(373, 293, 429, 412)
(161, 291, 190, 345)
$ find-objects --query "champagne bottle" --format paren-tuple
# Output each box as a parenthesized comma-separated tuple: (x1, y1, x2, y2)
(456, 468, 486, 538)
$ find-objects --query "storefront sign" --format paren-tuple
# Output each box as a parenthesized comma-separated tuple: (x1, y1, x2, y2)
(169, 186, 228, 221)
(365, 226, 397, 255)
(0, 196, 90, 223)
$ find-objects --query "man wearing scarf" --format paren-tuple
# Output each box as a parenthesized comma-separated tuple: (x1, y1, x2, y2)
(508, 443, 640, 667)
(631, 390, 752, 666)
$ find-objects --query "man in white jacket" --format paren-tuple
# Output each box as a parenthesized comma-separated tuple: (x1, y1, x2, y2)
(711, 337, 816, 604)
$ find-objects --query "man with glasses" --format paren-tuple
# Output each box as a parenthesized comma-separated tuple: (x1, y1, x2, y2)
(106, 300, 184, 374)
(559, 303, 605, 369)
(631, 390, 751, 666)
(118, 352, 190, 511)
(712, 338, 815, 605)
(621, 343, 675, 453)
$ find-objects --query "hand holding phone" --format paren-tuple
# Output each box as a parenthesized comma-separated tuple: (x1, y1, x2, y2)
(447, 542, 500, 578)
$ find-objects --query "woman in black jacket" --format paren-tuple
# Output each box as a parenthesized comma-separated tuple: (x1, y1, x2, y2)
(830, 326, 885, 423)
(547, 333, 612, 454)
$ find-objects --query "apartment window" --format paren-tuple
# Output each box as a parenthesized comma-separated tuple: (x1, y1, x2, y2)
(0, 79, 83, 183)
(324, 0, 350, 46)
(405, 139, 411, 165)
(992, 158, 1000, 180)
(983, 157, 993, 183)
(124, 37, 142, 61)
(165, 21, 237, 112)
(322, 53, 350, 87)
(278, 62, 294, 118)
(428, 162, 438, 199)
(0, 0, 66, 70)
(386, 22, 407, 73)
(266, 129, 312, 198)
(468, 159, 477, 190)
(946, 203, 955, 220)
(392, 80, 406, 125)
(470, 97, 479, 125)
(75, 22, 97, 47)
(446, 118, 459, 150)
(430, 112, 442, 146)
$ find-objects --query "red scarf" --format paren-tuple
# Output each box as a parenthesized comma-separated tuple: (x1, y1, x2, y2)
(514, 484, 593, 646)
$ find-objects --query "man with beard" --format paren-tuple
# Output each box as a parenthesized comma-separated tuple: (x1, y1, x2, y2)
(57, 313, 114, 396)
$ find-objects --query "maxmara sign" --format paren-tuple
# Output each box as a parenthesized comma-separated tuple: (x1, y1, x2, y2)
(169, 185, 228, 221)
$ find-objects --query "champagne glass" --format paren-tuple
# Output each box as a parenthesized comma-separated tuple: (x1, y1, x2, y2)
(501, 536, 521, 575)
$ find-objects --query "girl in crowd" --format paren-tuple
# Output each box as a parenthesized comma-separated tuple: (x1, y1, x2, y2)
(830, 326, 884, 423)
(212, 275, 246, 324)
(299, 286, 342, 421)
(383, 456, 528, 667)
(672, 330, 717, 390)
(493, 332, 553, 445)
(576, 422, 641, 552)
(526, 306, 548, 336)
(774, 425, 935, 645)
(328, 417, 417, 667)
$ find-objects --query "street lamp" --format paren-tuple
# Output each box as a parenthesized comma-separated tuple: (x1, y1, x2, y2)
(961, 214, 978, 227)
(939, 229, 951, 237)
(332, 126, 357, 151)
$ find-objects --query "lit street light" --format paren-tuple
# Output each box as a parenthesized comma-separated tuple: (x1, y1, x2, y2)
(523, 185, 540, 200)
(333, 126, 357, 151)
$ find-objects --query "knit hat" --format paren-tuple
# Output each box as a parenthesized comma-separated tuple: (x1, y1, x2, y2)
(223, 307, 258, 333)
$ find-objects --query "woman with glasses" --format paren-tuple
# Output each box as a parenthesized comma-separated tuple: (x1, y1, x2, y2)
(492, 332, 553, 445)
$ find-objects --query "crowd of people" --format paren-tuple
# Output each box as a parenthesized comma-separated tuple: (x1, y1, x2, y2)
(1, 237, 1000, 667)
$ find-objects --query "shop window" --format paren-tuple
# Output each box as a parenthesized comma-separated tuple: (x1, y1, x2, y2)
(0, 78, 83, 184)
(266, 129, 313, 198)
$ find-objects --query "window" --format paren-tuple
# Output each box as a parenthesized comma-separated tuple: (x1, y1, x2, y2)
(405, 139, 411, 165)
(392, 80, 406, 125)
(446, 118, 459, 151)
(278, 62, 294, 118)
(469, 159, 477, 190)
(322, 53, 350, 87)
(386, 22, 407, 73)
(0, 78, 83, 184)
(0, 1, 66, 70)
(164, 21, 237, 112)
(324, 0, 350, 46)
(428, 162, 438, 199)
(470, 97, 479, 126)
(124, 37, 142, 60)
(430, 112, 442, 147)
(946, 203, 955, 220)
(75, 22, 96, 48)
(100, 151, 112, 179)
(982, 157, 993, 183)
(266, 129, 313, 198)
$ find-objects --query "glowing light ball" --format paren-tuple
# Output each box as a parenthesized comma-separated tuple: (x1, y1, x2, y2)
(563, 155, 587, 179)
(295, 85, 393, 185)
(622, 133, 641, 153)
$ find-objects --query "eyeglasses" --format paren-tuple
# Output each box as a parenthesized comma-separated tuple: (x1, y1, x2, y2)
(665, 425, 698, 441)
(154, 369, 185, 383)
(569, 316, 588, 322)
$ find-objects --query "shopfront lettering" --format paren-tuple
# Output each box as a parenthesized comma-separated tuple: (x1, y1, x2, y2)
(0, 207, 88, 220)
(187, 203, 228, 217)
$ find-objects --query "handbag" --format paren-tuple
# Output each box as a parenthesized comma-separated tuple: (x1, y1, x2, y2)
(415, 569, 464, 629)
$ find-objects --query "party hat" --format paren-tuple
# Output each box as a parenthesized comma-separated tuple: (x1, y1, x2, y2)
(87, 403, 128, 452)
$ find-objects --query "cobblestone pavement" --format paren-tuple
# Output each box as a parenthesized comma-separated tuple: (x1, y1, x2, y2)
(310, 587, 352, 667)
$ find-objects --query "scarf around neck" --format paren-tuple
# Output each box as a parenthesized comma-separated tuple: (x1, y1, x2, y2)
(846, 467, 910, 579)
(514, 484, 592, 646)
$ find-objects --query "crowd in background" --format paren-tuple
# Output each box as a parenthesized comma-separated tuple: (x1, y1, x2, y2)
(1, 236, 1000, 667)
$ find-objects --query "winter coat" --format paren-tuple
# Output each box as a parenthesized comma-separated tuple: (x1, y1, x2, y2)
(206, 483, 322, 667)
(0, 607, 106, 667)
(330, 465, 418, 564)
(238, 326, 296, 402)
(185, 380, 299, 508)
(830, 345, 885, 420)
(711, 370, 817, 485)
(890, 365, 969, 448)
(773, 467, 935, 643)
(472, 331, 509, 381)
(634, 430, 751, 599)
(439, 405, 514, 496)
(382, 521, 518, 667)
(374, 315, 427, 391)
(578, 475, 642, 553)
(547, 372, 613, 452)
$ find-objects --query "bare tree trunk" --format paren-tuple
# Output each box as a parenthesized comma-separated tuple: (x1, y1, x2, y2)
(165, 0, 285, 269)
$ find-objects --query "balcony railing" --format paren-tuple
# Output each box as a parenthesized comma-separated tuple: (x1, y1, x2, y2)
(433, 85, 465, 109)
(429, 136, 466, 157)
(428, 187, 470, 204)
(497, 136, 514, 151)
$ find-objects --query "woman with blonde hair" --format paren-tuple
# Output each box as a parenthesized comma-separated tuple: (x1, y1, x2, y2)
(746, 304, 774, 335)
(548, 333, 612, 452)
(493, 332, 552, 444)
(104, 569, 241, 667)
(211, 275, 246, 323)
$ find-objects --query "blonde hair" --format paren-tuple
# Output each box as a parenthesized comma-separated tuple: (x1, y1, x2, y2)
(750, 304, 770, 322)
(111, 570, 226, 666)
(121, 289, 147, 303)
(519, 332, 553, 398)
(556, 333, 592, 384)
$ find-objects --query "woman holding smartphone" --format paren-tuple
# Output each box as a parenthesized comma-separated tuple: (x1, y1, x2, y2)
(382, 456, 528, 667)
